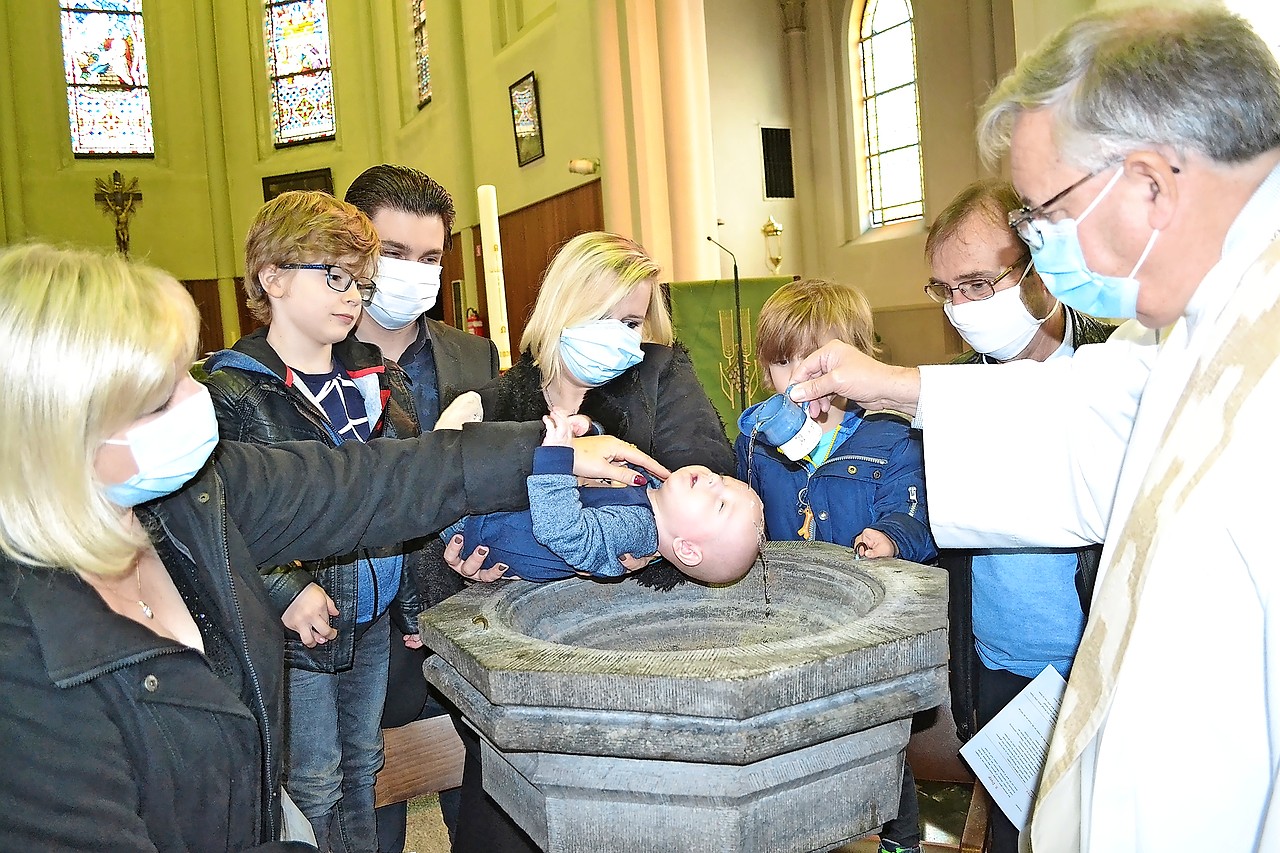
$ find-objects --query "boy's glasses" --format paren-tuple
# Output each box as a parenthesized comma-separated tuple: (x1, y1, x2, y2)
(923, 259, 1027, 304)
(279, 263, 377, 305)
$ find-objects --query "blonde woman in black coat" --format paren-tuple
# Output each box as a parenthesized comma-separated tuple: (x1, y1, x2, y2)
(447, 232, 734, 853)
(0, 244, 661, 853)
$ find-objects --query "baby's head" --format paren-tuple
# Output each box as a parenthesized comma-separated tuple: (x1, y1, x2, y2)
(647, 466, 764, 584)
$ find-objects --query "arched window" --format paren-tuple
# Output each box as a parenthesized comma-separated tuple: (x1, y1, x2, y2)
(264, 0, 336, 145)
(854, 0, 923, 226)
(60, 0, 154, 156)
(412, 0, 432, 108)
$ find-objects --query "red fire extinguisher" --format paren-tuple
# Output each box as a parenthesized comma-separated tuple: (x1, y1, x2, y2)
(465, 307, 486, 337)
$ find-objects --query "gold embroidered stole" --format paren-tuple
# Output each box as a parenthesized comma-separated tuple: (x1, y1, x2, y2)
(1028, 240, 1280, 852)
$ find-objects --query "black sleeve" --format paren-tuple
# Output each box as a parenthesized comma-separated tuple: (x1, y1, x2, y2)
(216, 419, 543, 569)
(651, 343, 735, 475)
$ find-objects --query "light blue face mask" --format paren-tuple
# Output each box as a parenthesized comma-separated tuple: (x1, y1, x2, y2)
(1029, 167, 1159, 319)
(559, 319, 645, 386)
(102, 385, 220, 507)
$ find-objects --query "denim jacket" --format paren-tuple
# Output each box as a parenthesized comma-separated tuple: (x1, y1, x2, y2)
(735, 408, 937, 563)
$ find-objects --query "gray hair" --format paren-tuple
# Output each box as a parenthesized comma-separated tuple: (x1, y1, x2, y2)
(977, 5, 1280, 171)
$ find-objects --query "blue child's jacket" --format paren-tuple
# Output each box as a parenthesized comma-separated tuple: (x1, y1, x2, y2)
(734, 406, 936, 563)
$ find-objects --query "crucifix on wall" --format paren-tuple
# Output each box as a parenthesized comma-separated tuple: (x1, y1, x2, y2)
(94, 170, 142, 257)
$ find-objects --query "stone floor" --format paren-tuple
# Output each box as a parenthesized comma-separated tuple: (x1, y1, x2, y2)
(402, 779, 977, 853)
(403, 794, 451, 853)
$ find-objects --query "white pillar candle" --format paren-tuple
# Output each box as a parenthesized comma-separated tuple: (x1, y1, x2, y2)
(476, 184, 512, 369)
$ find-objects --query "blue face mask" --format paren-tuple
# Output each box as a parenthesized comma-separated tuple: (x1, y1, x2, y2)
(102, 385, 220, 507)
(559, 319, 644, 386)
(1029, 167, 1159, 319)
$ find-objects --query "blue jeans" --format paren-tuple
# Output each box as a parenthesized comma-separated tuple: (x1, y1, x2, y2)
(284, 611, 390, 853)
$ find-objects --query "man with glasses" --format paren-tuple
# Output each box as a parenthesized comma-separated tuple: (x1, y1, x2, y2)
(926, 179, 1116, 365)
(789, 7, 1280, 851)
(203, 189, 426, 853)
(924, 178, 1117, 853)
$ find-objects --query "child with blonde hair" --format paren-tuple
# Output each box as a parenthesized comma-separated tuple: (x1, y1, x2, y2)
(736, 277, 935, 853)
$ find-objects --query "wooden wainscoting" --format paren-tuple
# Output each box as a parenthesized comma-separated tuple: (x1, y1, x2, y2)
(873, 304, 966, 367)
(182, 279, 225, 359)
(469, 179, 604, 354)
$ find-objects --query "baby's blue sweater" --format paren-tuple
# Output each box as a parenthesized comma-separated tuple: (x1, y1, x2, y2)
(443, 446, 659, 581)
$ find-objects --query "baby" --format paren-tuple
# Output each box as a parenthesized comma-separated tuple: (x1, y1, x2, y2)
(443, 410, 764, 584)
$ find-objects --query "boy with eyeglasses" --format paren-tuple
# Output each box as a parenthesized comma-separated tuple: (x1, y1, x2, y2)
(202, 189, 426, 853)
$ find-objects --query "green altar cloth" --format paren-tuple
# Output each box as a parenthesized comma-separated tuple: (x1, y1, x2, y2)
(669, 276, 792, 439)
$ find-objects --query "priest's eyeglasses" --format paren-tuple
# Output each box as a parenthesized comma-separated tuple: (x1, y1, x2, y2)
(1006, 168, 1108, 251)
(924, 259, 1026, 304)
(1007, 162, 1178, 250)
(280, 263, 377, 305)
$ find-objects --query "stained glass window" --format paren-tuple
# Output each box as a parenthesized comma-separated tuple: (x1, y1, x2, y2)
(854, 0, 923, 226)
(264, 0, 336, 145)
(412, 0, 431, 107)
(60, 0, 154, 156)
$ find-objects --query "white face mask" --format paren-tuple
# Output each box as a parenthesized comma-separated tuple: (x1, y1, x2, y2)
(365, 256, 443, 330)
(943, 262, 1055, 361)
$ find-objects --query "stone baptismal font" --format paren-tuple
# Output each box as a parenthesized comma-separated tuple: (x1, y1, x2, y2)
(422, 540, 947, 852)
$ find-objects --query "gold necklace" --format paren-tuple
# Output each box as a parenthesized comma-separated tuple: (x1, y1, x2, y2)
(93, 560, 154, 620)
(135, 562, 154, 619)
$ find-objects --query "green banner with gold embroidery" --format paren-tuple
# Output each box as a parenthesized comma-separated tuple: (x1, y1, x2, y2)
(669, 276, 792, 439)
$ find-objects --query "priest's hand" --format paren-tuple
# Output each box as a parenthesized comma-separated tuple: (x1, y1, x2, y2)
(787, 340, 922, 417)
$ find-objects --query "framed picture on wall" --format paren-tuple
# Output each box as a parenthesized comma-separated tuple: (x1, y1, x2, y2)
(509, 72, 545, 167)
(261, 167, 334, 202)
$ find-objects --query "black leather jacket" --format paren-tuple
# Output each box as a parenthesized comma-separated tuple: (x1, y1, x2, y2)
(202, 329, 424, 673)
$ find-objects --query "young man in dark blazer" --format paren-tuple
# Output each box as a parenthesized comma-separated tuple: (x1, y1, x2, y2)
(345, 164, 500, 851)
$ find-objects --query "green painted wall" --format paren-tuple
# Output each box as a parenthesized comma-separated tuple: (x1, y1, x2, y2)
(0, 0, 604, 345)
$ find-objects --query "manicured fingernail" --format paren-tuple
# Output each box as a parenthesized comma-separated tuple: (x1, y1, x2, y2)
(478, 547, 489, 556)
(452, 535, 463, 544)
(633, 474, 646, 485)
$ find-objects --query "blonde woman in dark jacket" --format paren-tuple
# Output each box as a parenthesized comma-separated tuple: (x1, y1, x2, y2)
(0, 244, 661, 853)
(448, 231, 734, 853)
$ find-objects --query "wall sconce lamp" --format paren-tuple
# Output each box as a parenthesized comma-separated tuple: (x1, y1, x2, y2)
(762, 215, 784, 274)
(568, 158, 600, 175)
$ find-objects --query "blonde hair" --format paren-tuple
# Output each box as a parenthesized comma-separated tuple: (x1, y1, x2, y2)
(0, 244, 199, 578)
(520, 232, 671, 388)
(756, 278, 880, 365)
(243, 190, 380, 324)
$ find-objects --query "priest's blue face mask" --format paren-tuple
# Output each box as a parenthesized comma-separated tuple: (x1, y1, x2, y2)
(1018, 166, 1160, 319)
(102, 384, 220, 507)
(559, 319, 644, 386)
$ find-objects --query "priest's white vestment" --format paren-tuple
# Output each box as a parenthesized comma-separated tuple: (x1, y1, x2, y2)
(917, 165, 1280, 852)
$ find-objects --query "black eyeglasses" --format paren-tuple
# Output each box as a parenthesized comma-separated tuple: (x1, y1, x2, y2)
(924, 259, 1028, 304)
(1006, 168, 1110, 251)
(279, 263, 377, 305)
